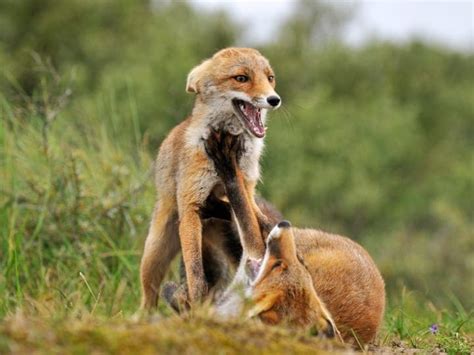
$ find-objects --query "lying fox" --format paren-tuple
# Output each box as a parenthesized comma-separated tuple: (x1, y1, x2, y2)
(140, 48, 281, 309)
(247, 221, 385, 343)
(204, 133, 386, 343)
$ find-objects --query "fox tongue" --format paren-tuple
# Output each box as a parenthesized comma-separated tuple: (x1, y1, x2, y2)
(243, 102, 264, 137)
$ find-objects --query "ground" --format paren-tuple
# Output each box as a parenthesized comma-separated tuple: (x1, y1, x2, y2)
(1, 309, 472, 354)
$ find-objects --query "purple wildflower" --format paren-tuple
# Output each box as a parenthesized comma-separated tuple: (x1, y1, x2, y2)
(429, 323, 438, 334)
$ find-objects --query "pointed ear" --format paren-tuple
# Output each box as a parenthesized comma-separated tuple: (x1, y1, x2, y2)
(185, 59, 210, 94)
(267, 222, 298, 263)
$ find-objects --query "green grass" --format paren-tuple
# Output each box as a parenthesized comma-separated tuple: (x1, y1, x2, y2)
(1, 91, 472, 354)
(381, 289, 473, 353)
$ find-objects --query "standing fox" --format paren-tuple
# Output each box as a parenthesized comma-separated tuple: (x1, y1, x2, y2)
(204, 133, 385, 343)
(140, 48, 281, 309)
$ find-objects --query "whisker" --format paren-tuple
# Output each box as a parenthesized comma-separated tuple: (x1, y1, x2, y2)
(289, 101, 307, 111)
(273, 105, 295, 135)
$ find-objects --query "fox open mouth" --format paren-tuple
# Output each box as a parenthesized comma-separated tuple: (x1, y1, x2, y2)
(232, 99, 265, 138)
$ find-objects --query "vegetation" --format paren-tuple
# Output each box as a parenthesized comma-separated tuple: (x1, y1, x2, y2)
(1, 0, 472, 353)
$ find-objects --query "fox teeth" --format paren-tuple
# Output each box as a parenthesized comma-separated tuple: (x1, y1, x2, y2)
(239, 103, 245, 110)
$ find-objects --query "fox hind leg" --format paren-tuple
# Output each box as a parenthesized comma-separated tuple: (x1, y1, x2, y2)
(140, 197, 180, 310)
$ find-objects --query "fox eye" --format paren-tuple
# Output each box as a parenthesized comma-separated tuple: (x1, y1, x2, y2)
(271, 260, 282, 270)
(268, 75, 275, 82)
(234, 75, 249, 83)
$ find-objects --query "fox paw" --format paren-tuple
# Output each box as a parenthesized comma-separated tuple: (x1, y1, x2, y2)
(204, 129, 244, 180)
(161, 281, 190, 313)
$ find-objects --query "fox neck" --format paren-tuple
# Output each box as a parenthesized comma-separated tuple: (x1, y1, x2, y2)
(187, 98, 265, 182)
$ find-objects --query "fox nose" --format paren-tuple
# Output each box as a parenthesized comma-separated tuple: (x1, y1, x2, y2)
(267, 96, 281, 107)
(323, 319, 336, 339)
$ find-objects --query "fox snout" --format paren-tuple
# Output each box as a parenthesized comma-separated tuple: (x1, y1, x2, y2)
(251, 94, 281, 110)
(324, 319, 336, 338)
(311, 317, 339, 340)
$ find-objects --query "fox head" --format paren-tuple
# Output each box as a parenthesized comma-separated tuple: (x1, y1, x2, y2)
(249, 221, 339, 339)
(186, 47, 281, 138)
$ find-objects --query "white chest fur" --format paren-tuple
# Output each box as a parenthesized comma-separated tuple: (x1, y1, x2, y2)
(239, 135, 264, 183)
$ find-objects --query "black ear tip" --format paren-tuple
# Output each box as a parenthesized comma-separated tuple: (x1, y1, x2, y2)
(277, 220, 291, 228)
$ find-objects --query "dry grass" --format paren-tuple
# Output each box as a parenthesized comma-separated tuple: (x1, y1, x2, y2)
(0, 312, 351, 355)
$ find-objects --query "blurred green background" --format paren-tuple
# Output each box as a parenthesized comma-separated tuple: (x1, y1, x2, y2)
(1, 0, 473, 317)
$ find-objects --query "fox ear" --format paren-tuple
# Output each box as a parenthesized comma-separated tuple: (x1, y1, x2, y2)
(185, 60, 210, 94)
(267, 222, 298, 263)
